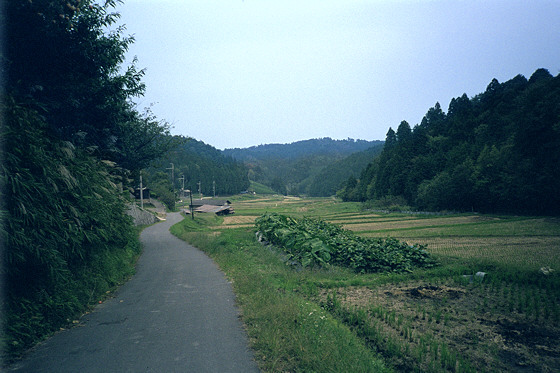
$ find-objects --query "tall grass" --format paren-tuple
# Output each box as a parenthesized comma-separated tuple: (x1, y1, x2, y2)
(2, 101, 145, 362)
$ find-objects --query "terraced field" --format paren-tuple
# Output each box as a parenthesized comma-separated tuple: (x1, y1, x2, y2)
(223, 196, 560, 271)
(195, 195, 560, 372)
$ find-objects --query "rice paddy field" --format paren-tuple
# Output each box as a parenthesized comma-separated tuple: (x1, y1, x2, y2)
(221, 196, 560, 271)
(192, 195, 560, 372)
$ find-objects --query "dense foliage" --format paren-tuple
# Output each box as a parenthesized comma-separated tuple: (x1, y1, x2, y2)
(224, 138, 383, 196)
(255, 213, 436, 273)
(338, 69, 560, 215)
(224, 137, 379, 161)
(2, 0, 170, 359)
(306, 144, 383, 197)
(142, 136, 250, 208)
(5, 0, 172, 176)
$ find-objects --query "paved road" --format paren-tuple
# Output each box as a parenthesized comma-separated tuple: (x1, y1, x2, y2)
(8, 212, 259, 372)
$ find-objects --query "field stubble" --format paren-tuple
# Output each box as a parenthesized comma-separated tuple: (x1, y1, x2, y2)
(353, 216, 560, 271)
(316, 279, 559, 372)
(210, 196, 560, 371)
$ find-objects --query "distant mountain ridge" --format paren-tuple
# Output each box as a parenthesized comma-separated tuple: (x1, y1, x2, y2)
(223, 137, 382, 161)
(222, 137, 384, 196)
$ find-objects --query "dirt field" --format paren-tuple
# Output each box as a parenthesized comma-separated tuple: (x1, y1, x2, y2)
(217, 215, 257, 229)
(317, 281, 560, 373)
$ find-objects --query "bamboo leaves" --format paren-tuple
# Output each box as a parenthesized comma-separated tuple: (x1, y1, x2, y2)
(2, 99, 138, 359)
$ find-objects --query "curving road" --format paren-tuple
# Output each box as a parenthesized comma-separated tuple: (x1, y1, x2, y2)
(8, 212, 259, 372)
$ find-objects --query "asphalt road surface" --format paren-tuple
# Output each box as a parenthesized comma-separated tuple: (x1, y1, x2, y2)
(8, 212, 259, 372)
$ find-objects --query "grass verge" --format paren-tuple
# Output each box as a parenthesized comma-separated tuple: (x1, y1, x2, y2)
(170, 214, 391, 372)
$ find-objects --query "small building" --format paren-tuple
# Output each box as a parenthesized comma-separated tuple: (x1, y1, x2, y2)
(190, 199, 231, 208)
(190, 199, 234, 215)
(179, 189, 191, 199)
(194, 204, 235, 215)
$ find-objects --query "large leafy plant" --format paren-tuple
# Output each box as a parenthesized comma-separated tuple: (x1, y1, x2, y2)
(255, 213, 436, 273)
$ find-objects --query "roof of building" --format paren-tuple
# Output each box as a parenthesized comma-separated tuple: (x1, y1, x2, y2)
(191, 199, 230, 207)
(194, 205, 234, 215)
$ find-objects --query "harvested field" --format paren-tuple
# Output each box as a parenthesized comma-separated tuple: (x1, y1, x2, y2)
(222, 215, 258, 225)
(343, 215, 499, 231)
(317, 281, 560, 373)
(218, 215, 258, 229)
(412, 236, 560, 270)
(329, 215, 413, 224)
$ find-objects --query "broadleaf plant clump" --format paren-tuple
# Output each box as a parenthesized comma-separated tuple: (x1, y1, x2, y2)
(255, 213, 436, 273)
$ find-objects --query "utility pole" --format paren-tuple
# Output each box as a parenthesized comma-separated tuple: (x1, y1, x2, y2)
(179, 175, 185, 199)
(139, 175, 144, 209)
(166, 163, 175, 199)
(213, 180, 216, 198)
(189, 188, 194, 220)
(166, 163, 174, 185)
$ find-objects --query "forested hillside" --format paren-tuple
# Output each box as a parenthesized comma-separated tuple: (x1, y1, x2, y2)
(338, 69, 560, 215)
(2, 0, 171, 360)
(224, 138, 382, 196)
(306, 144, 384, 197)
(142, 137, 250, 208)
(224, 137, 378, 161)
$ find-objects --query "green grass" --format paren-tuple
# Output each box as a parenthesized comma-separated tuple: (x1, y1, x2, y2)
(248, 181, 276, 194)
(171, 215, 390, 372)
(170, 198, 560, 372)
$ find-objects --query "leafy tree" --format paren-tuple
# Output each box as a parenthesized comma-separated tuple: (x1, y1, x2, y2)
(224, 137, 378, 161)
(384, 127, 397, 149)
(145, 171, 175, 210)
(341, 69, 560, 215)
(528, 68, 553, 84)
(5, 0, 171, 176)
(396, 120, 412, 144)
(2, 98, 138, 358)
(225, 138, 382, 196)
(270, 177, 288, 196)
(307, 144, 383, 197)
(337, 176, 357, 201)
(144, 137, 250, 197)
(422, 102, 446, 135)
(2, 0, 171, 359)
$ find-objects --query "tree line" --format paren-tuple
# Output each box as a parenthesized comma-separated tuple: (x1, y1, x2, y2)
(141, 137, 250, 209)
(338, 69, 560, 215)
(2, 0, 172, 360)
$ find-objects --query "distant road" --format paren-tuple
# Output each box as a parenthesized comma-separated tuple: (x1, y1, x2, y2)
(8, 212, 259, 372)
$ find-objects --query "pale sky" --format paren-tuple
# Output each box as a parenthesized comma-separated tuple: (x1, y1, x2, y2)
(116, 0, 560, 150)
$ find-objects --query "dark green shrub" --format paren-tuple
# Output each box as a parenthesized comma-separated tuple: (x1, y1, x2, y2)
(255, 213, 436, 273)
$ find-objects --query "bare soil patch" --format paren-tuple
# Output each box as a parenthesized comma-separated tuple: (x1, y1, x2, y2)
(317, 282, 560, 372)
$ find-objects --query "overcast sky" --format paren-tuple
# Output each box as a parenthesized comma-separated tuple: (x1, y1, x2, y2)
(116, 0, 560, 150)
